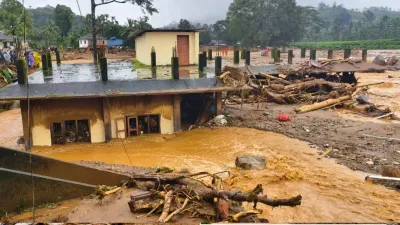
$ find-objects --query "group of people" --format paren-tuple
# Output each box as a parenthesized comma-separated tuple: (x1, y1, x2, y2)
(1, 49, 17, 64)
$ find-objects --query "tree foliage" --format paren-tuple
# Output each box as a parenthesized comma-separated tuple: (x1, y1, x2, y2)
(227, 0, 316, 47)
(54, 4, 74, 38)
(0, 0, 33, 37)
(178, 19, 194, 30)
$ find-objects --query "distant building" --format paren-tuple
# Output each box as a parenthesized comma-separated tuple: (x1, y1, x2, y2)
(0, 30, 15, 49)
(108, 37, 123, 48)
(133, 29, 200, 66)
(208, 40, 227, 46)
(79, 34, 107, 49)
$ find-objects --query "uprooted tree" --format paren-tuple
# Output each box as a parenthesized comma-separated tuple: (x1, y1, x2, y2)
(121, 172, 302, 223)
(90, 0, 158, 64)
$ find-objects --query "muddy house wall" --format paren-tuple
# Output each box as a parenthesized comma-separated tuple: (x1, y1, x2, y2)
(108, 95, 174, 138)
(23, 98, 105, 146)
(135, 32, 199, 65)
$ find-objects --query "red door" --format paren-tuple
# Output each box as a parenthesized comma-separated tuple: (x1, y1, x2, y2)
(177, 35, 189, 65)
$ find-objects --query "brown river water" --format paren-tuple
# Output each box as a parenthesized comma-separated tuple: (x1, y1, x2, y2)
(30, 127, 400, 223)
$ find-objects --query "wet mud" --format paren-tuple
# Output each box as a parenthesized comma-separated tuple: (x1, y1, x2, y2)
(27, 127, 400, 223)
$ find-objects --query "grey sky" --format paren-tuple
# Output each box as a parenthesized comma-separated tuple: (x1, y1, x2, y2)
(21, 0, 400, 27)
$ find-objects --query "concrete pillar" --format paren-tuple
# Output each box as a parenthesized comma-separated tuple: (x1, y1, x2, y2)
(234, 50, 239, 64)
(215, 56, 222, 76)
(46, 52, 52, 69)
(208, 49, 213, 60)
(173, 95, 181, 132)
(20, 100, 31, 149)
(103, 98, 111, 143)
(344, 49, 351, 59)
(274, 50, 281, 63)
(171, 57, 179, 79)
(301, 48, 306, 58)
(151, 48, 156, 68)
(215, 92, 223, 115)
(198, 53, 204, 72)
(16, 59, 27, 84)
(310, 49, 317, 60)
(362, 49, 367, 62)
(100, 57, 108, 81)
(241, 48, 246, 59)
(288, 50, 293, 64)
(42, 54, 48, 71)
(203, 51, 207, 66)
(245, 50, 251, 65)
(328, 49, 333, 59)
(56, 50, 61, 65)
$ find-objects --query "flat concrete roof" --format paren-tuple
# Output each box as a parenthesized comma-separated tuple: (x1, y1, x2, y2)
(0, 78, 235, 100)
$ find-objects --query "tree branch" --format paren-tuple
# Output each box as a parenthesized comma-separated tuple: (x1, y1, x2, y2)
(95, 0, 127, 6)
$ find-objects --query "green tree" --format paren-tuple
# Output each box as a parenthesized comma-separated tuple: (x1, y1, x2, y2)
(90, 0, 157, 63)
(178, 19, 193, 30)
(54, 4, 74, 39)
(41, 20, 60, 47)
(0, 0, 33, 38)
(122, 17, 152, 47)
(227, 0, 317, 47)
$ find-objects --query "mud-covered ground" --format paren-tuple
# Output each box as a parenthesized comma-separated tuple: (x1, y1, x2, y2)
(227, 103, 400, 176)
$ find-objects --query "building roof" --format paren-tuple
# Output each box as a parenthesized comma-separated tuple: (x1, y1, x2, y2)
(0, 31, 14, 41)
(79, 33, 107, 41)
(132, 29, 200, 38)
(0, 78, 235, 100)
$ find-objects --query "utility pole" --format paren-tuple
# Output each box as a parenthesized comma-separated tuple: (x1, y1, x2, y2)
(91, 0, 98, 64)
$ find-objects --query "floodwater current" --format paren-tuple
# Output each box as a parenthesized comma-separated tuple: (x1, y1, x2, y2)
(31, 127, 400, 223)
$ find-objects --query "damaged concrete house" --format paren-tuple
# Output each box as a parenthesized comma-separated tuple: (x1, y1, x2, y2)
(0, 62, 232, 147)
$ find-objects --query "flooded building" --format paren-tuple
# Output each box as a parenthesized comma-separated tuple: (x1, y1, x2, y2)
(0, 62, 232, 147)
(134, 29, 200, 66)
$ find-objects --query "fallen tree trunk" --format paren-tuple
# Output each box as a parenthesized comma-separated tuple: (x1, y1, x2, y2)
(259, 72, 292, 85)
(295, 95, 351, 114)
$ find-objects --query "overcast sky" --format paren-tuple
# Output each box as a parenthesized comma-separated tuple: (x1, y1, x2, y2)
(21, 0, 400, 27)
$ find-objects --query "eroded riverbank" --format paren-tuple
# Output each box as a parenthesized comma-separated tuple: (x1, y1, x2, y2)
(28, 127, 400, 223)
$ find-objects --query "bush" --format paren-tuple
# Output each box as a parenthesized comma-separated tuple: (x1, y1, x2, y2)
(293, 39, 400, 50)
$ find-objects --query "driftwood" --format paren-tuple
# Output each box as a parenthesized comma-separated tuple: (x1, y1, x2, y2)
(127, 173, 302, 223)
(295, 96, 351, 113)
(259, 72, 291, 85)
(157, 190, 174, 222)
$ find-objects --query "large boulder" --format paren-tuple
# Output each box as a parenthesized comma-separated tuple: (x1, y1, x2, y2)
(386, 56, 398, 66)
(235, 155, 266, 170)
(373, 55, 386, 66)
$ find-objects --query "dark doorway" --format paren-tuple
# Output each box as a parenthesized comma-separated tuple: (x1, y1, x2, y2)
(138, 116, 149, 135)
(180, 93, 214, 130)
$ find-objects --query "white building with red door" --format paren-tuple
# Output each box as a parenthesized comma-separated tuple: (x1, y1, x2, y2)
(133, 29, 199, 66)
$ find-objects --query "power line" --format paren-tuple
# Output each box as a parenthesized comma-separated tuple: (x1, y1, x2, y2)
(76, 0, 83, 17)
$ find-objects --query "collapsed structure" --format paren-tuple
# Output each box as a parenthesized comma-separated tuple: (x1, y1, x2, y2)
(0, 62, 233, 147)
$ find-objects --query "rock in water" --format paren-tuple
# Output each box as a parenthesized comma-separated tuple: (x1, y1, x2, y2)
(386, 56, 398, 66)
(235, 155, 266, 170)
(373, 55, 386, 66)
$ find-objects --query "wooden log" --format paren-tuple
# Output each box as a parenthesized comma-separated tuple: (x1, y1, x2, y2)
(284, 79, 345, 91)
(157, 190, 174, 222)
(295, 96, 351, 114)
(259, 72, 291, 85)
(164, 198, 190, 222)
(231, 209, 263, 222)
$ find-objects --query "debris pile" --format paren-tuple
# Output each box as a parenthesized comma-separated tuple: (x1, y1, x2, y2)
(220, 66, 357, 113)
(122, 171, 302, 223)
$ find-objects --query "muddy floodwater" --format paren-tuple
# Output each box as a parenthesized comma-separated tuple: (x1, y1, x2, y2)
(32, 127, 400, 223)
